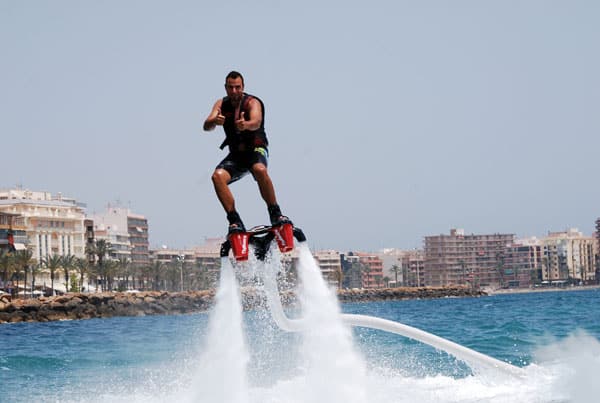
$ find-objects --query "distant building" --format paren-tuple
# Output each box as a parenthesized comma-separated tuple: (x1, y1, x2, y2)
(340, 253, 362, 289)
(401, 249, 425, 287)
(128, 213, 149, 266)
(192, 237, 223, 272)
(504, 237, 542, 288)
(312, 250, 342, 287)
(0, 188, 87, 260)
(424, 229, 515, 288)
(541, 229, 596, 285)
(84, 219, 95, 263)
(375, 248, 404, 287)
(151, 248, 195, 265)
(596, 218, 600, 282)
(0, 212, 27, 252)
(89, 206, 149, 266)
(341, 252, 384, 289)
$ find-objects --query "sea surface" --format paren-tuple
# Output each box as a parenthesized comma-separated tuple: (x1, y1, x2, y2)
(1, 287, 600, 402)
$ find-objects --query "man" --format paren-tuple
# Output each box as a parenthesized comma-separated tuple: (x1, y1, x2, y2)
(203, 71, 290, 234)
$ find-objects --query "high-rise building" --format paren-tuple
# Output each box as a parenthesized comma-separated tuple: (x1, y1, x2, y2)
(340, 253, 362, 289)
(541, 229, 596, 285)
(313, 250, 342, 286)
(401, 249, 425, 287)
(504, 237, 542, 288)
(127, 213, 149, 266)
(89, 206, 149, 266)
(356, 252, 384, 288)
(424, 229, 515, 288)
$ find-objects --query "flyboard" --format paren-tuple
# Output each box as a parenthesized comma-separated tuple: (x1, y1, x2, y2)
(220, 221, 306, 261)
(220, 223, 525, 378)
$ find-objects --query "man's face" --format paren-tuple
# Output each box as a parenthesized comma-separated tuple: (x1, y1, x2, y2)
(225, 77, 244, 105)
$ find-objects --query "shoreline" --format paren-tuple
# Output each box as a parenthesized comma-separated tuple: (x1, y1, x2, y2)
(2, 285, 598, 324)
(0, 286, 482, 324)
(486, 284, 600, 296)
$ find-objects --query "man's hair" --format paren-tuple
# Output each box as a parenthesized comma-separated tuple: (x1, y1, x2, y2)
(225, 71, 244, 85)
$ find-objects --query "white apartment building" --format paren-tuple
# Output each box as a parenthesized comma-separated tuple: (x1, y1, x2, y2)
(313, 249, 342, 286)
(89, 206, 132, 261)
(89, 205, 149, 264)
(376, 248, 405, 286)
(542, 229, 596, 284)
(0, 188, 87, 260)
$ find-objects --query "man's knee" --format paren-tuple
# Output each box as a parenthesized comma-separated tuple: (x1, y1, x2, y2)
(251, 163, 268, 179)
(212, 169, 230, 185)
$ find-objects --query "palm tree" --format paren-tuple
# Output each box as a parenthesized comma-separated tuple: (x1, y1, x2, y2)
(14, 248, 35, 297)
(146, 261, 164, 291)
(181, 258, 192, 292)
(103, 260, 119, 291)
(74, 257, 89, 292)
(116, 258, 131, 291)
(30, 263, 42, 296)
(41, 255, 63, 296)
(130, 264, 143, 291)
(88, 239, 112, 291)
(61, 254, 76, 293)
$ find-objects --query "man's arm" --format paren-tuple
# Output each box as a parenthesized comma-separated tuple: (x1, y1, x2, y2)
(235, 98, 262, 132)
(203, 99, 225, 131)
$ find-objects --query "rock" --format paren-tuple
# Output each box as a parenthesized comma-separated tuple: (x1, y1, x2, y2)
(20, 299, 41, 313)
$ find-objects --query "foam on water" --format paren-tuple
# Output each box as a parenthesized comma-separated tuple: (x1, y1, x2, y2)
(530, 331, 600, 403)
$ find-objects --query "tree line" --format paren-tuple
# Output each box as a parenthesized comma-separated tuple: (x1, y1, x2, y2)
(0, 239, 217, 298)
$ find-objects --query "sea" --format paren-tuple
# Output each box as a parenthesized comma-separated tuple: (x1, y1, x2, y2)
(1, 245, 600, 403)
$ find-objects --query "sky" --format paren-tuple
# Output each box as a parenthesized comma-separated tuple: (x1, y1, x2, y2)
(1, 0, 599, 252)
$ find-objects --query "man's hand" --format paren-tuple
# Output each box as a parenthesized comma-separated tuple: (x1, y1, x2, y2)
(203, 102, 225, 131)
(235, 111, 246, 131)
(214, 108, 225, 126)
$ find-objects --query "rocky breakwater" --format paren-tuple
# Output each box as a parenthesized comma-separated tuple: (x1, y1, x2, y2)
(0, 286, 484, 324)
(336, 286, 486, 302)
(0, 291, 218, 324)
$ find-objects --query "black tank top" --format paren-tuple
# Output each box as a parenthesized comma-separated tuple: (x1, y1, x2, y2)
(219, 93, 268, 152)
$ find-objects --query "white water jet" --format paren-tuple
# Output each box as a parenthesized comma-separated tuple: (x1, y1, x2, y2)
(263, 241, 524, 378)
(186, 258, 250, 403)
(293, 243, 367, 403)
(182, 239, 577, 403)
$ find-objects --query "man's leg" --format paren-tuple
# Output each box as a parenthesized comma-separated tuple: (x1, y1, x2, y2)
(251, 163, 277, 206)
(212, 168, 245, 231)
(212, 168, 235, 212)
(251, 163, 290, 225)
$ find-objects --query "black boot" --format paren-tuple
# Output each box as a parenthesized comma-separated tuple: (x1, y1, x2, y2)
(227, 211, 246, 234)
(268, 204, 291, 226)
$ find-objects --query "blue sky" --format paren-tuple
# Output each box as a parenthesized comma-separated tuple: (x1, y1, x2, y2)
(1, 1, 599, 251)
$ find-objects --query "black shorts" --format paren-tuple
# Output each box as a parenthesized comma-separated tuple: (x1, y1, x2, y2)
(216, 147, 269, 184)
